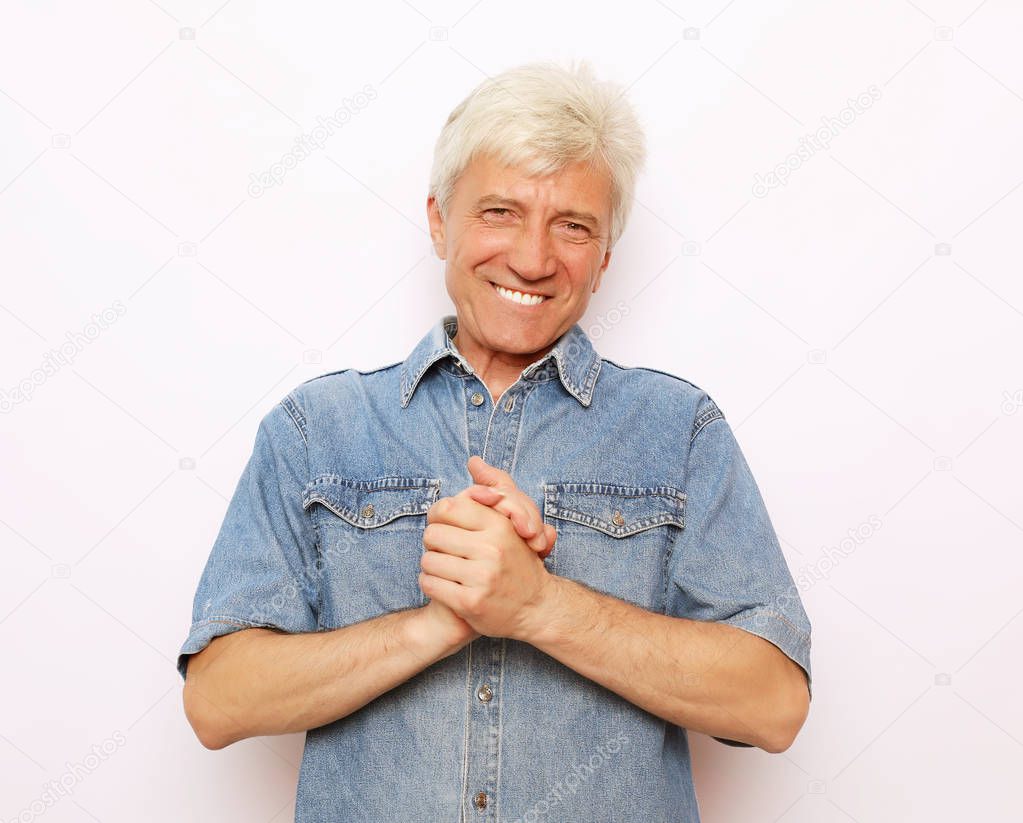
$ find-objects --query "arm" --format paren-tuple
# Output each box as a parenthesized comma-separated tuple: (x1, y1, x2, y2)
(182, 604, 466, 750)
(420, 449, 812, 751)
(519, 576, 810, 753)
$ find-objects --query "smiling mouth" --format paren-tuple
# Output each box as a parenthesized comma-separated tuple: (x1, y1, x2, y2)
(490, 282, 548, 306)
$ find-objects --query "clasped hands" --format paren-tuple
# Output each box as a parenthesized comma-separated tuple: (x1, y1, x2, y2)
(417, 455, 556, 644)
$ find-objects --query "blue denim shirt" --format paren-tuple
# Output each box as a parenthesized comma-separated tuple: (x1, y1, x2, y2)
(178, 313, 812, 822)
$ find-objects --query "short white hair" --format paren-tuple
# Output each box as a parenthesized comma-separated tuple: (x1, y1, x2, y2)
(428, 59, 647, 249)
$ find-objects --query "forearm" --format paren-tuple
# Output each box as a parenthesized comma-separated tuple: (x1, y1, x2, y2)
(521, 576, 808, 752)
(183, 608, 460, 749)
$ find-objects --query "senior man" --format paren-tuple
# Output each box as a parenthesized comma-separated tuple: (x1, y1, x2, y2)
(178, 60, 812, 822)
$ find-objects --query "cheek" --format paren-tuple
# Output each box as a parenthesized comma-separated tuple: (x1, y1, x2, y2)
(563, 251, 601, 285)
(458, 228, 510, 263)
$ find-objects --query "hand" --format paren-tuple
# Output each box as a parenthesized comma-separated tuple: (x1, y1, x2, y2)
(413, 461, 555, 648)
(418, 458, 554, 640)
(419, 596, 481, 649)
(462, 455, 557, 559)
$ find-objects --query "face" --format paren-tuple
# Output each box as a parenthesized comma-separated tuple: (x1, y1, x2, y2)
(427, 152, 613, 371)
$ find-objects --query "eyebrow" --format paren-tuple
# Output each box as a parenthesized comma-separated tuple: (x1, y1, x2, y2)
(473, 195, 602, 230)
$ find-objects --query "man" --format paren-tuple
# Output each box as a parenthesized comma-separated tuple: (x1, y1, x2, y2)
(178, 59, 812, 822)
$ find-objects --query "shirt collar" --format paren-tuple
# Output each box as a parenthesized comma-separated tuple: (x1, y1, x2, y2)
(400, 314, 602, 408)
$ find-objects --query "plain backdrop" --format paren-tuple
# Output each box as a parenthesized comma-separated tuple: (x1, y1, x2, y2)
(2, 1, 1022, 821)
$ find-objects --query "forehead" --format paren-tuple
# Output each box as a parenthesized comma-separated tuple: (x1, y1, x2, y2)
(457, 152, 611, 213)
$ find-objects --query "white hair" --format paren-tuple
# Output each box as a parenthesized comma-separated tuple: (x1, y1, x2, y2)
(428, 59, 647, 249)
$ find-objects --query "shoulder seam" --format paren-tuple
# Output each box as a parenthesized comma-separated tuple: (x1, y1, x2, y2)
(280, 392, 307, 443)
(300, 360, 403, 386)
(691, 400, 725, 443)
(600, 357, 710, 395)
(299, 367, 351, 386)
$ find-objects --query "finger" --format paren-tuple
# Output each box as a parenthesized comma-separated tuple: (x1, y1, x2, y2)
(458, 484, 504, 506)
(464, 485, 548, 552)
(522, 524, 556, 559)
(420, 547, 476, 585)
(533, 525, 556, 560)
(418, 571, 467, 613)
(540, 524, 557, 559)
(427, 494, 503, 531)
(467, 455, 515, 490)
(422, 521, 478, 559)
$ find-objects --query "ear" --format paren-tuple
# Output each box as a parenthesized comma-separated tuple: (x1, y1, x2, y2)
(427, 196, 447, 260)
(592, 247, 612, 293)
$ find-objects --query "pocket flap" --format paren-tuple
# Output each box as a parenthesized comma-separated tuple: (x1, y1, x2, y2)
(544, 482, 685, 537)
(302, 475, 440, 528)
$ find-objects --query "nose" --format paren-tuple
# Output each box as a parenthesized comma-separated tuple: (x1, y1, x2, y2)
(506, 219, 557, 282)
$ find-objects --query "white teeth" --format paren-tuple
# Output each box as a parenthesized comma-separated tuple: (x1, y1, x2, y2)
(494, 284, 546, 305)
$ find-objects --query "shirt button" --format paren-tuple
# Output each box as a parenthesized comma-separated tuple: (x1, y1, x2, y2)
(470, 392, 485, 406)
(612, 510, 625, 527)
(361, 503, 375, 519)
(477, 684, 493, 702)
(503, 395, 515, 412)
(473, 791, 488, 810)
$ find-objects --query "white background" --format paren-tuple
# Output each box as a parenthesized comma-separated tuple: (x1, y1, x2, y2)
(2, 1, 1021, 820)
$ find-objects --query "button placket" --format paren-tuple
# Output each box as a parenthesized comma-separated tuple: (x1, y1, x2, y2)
(459, 382, 537, 821)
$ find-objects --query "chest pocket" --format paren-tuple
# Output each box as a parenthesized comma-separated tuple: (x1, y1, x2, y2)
(543, 482, 686, 613)
(302, 475, 440, 628)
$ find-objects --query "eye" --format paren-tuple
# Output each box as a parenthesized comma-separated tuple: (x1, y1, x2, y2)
(564, 222, 589, 235)
(483, 208, 512, 218)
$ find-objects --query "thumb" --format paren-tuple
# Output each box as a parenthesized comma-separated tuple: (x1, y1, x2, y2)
(467, 454, 506, 488)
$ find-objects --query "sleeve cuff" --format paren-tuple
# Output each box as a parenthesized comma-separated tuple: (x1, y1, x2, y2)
(176, 615, 284, 681)
(718, 607, 813, 702)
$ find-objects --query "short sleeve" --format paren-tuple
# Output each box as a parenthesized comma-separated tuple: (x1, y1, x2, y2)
(667, 395, 813, 719)
(176, 393, 320, 680)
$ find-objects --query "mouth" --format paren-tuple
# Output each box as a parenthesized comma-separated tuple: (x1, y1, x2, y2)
(489, 281, 548, 306)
